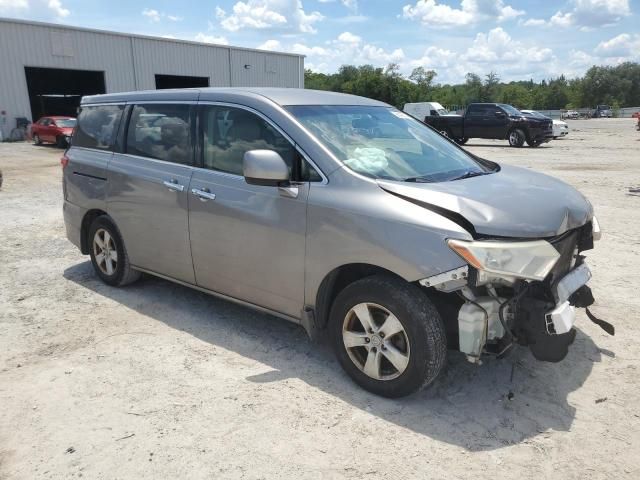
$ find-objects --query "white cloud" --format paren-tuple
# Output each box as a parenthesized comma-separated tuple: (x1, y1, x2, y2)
(337, 31, 361, 43)
(404, 27, 556, 82)
(1, 0, 69, 17)
(257, 39, 283, 50)
(194, 32, 229, 45)
(142, 8, 181, 22)
(594, 33, 640, 60)
(520, 18, 546, 27)
(215, 6, 226, 19)
(273, 32, 404, 73)
(341, 0, 358, 11)
(219, 0, 324, 34)
(463, 27, 553, 64)
(526, 0, 631, 30)
(142, 8, 161, 22)
(47, 0, 68, 17)
(0, 0, 29, 9)
(402, 0, 524, 28)
(318, 0, 358, 9)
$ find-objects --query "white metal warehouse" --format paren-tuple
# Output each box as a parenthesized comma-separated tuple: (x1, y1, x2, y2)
(0, 17, 305, 140)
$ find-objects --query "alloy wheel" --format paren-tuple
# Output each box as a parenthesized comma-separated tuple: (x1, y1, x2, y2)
(342, 302, 411, 381)
(93, 228, 118, 275)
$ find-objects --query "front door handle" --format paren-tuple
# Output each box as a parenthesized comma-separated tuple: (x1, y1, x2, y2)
(163, 179, 185, 192)
(191, 187, 216, 201)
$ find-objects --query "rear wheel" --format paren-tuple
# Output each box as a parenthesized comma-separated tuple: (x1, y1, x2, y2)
(508, 128, 525, 147)
(88, 216, 141, 287)
(329, 275, 447, 398)
(456, 137, 468, 145)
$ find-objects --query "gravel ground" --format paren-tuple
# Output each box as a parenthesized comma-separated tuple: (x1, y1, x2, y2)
(1, 119, 639, 479)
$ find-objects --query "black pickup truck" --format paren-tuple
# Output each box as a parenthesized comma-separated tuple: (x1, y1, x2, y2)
(423, 103, 553, 147)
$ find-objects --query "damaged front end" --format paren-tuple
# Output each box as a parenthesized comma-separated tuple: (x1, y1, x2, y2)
(420, 217, 612, 363)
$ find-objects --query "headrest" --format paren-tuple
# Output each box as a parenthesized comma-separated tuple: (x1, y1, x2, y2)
(161, 122, 188, 145)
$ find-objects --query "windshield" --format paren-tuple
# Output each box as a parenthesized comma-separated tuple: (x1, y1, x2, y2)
(436, 108, 449, 115)
(598, 105, 610, 110)
(287, 105, 493, 182)
(498, 104, 522, 116)
(55, 118, 77, 128)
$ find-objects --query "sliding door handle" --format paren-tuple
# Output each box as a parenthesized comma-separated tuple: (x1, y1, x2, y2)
(163, 179, 185, 192)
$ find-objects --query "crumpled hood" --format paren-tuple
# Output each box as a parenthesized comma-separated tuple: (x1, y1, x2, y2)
(377, 164, 593, 238)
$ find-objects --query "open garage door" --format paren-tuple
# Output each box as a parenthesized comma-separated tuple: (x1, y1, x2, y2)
(155, 74, 210, 89)
(24, 67, 105, 121)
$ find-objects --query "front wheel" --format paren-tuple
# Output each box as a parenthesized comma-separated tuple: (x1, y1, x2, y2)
(508, 129, 525, 147)
(527, 139, 542, 147)
(33, 133, 42, 145)
(88, 216, 141, 287)
(329, 275, 447, 398)
(455, 137, 468, 145)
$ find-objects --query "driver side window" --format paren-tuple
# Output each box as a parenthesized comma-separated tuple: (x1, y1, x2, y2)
(200, 105, 322, 181)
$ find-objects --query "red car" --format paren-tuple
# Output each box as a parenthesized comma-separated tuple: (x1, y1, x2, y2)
(31, 116, 76, 147)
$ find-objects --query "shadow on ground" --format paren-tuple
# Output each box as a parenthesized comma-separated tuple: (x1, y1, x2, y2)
(463, 143, 551, 149)
(64, 261, 601, 452)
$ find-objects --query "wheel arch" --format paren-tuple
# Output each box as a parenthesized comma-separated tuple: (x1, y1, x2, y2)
(80, 209, 109, 254)
(314, 263, 407, 330)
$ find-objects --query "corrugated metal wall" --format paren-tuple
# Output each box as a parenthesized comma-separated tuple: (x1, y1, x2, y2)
(0, 18, 304, 139)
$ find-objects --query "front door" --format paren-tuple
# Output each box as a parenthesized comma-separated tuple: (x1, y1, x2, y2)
(188, 104, 315, 318)
(486, 106, 511, 138)
(463, 105, 489, 139)
(107, 103, 196, 283)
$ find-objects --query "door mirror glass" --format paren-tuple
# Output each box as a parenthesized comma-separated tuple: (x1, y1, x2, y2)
(243, 150, 289, 186)
(495, 110, 506, 118)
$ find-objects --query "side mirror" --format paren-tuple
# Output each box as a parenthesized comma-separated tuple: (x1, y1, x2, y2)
(495, 111, 506, 118)
(243, 150, 290, 187)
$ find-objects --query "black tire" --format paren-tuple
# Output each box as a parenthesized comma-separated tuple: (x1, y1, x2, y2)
(527, 139, 542, 147)
(56, 136, 66, 148)
(508, 128, 525, 147)
(456, 137, 468, 145)
(33, 133, 42, 145)
(329, 275, 447, 398)
(88, 215, 141, 287)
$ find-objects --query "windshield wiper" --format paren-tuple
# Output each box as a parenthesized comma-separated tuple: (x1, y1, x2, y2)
(449, 170, 489, 181)
(403, 175, 437, 183)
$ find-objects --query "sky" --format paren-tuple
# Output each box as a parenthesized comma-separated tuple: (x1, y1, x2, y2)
(1, 0, 638, 83)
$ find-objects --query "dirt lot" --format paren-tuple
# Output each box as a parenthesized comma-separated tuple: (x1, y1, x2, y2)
(1, 119, 639, 479)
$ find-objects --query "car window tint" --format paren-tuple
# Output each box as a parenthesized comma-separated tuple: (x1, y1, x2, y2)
(74, 105, 124, 151)
(126, 104, 192, 165)
(201, 106, 295, 176)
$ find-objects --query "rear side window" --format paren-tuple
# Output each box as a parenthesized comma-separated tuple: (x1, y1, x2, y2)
(74, 105, 123, 151)
(467, 105, 490, 116)
(126, 104, 192, 165)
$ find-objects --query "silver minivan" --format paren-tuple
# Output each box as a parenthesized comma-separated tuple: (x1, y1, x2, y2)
(63, 88, 605, 397)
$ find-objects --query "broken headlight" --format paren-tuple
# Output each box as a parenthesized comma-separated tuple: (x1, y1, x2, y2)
(447, 238, 560, 281)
